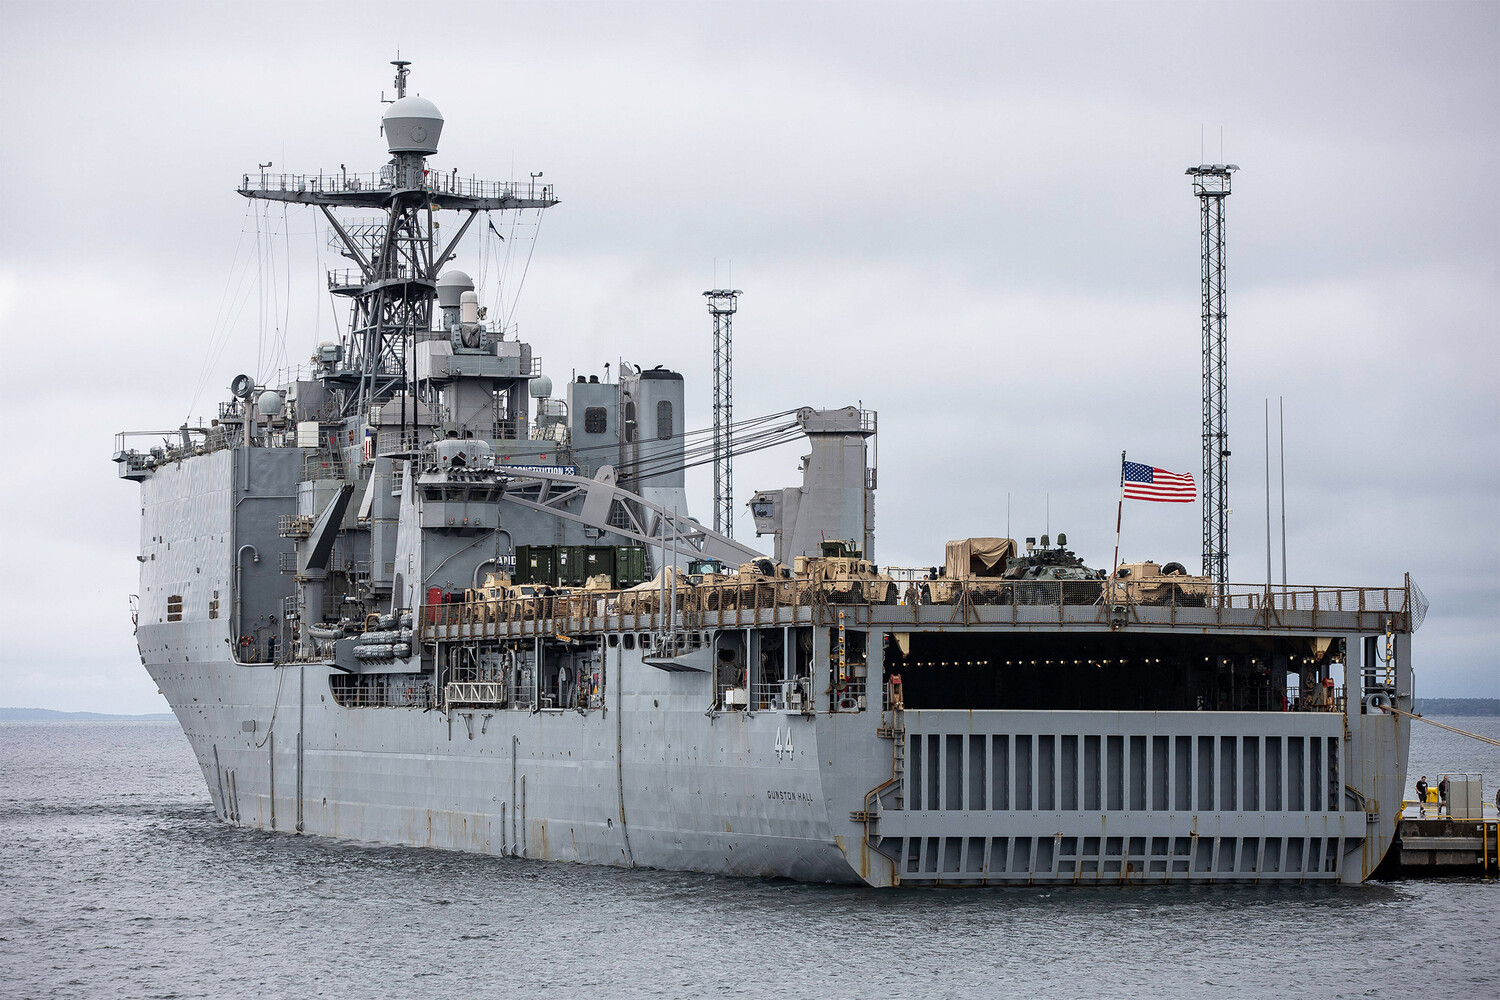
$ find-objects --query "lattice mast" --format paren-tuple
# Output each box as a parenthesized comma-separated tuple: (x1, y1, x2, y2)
(238, 60, 557, 420)
(705, 288, 742, 537)
(1187, 163, 1237, 585)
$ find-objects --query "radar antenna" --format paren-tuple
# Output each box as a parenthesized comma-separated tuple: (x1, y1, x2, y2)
(237, 61, 558, 420)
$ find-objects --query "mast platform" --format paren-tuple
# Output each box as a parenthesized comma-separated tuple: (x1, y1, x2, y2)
(238, 170, 557, 211)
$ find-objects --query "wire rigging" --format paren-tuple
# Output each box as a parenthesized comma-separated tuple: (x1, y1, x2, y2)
(185, 202, 258, 420)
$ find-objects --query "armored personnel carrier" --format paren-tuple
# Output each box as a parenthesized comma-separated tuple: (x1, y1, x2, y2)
(1000, 534, 1105, 605)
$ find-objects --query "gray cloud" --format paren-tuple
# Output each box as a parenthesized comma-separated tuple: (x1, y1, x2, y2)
(1, 0, 1495, 709)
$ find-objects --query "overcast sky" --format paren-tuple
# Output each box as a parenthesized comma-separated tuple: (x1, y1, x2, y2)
(1, 0, 1495, 711)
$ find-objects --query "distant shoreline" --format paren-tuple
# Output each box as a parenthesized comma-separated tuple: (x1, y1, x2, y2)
(1412, 698, 1499, 717)
(0, 708, 175, 722)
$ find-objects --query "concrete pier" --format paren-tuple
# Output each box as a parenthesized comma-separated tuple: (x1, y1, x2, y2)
(1384, 804, 1499, 877)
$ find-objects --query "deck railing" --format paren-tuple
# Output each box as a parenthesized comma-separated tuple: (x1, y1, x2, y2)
(239, 171, 555, 204)
(419, 577, 1419, 643)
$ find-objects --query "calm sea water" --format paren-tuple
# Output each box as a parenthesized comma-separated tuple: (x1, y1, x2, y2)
(2, 718, 1497, 1000)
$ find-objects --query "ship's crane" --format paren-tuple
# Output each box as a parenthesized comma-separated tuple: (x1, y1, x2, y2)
(497, 466, 763, 569)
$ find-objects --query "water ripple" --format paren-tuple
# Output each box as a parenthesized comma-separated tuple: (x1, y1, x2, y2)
(1, 720, 1497, 999)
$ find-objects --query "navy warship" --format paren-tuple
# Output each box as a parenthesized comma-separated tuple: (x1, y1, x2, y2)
(115, 62, 1423, 884)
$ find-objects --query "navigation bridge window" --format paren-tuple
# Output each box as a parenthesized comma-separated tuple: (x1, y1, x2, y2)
(422, 485, 503, 502)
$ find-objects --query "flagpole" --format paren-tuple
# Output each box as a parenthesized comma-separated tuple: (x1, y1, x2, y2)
(1279, 396, 1287, 595)
(1112, 451, 1125, 581)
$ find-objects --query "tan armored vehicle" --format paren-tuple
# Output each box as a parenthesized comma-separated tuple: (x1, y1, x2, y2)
(554, 573, 615, 618)
(714, 557, 797, 611)
(617, 565, 694, 615)
(465, 572, 513, 623)
(924, 537, 1017, 604)
(464, 572, 562, 621)
(1111, 560, 1212, 606)
(794, 540, 897, 604)
(682, 559, 734, 611)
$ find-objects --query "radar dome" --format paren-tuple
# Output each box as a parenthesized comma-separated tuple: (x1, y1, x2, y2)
(257, 391, 285, 417)
(530, 374, 553, 398)
(436, 270, 475, 309)
(382, 95, 444, 155)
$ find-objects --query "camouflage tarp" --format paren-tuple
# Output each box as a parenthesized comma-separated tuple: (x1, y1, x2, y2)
(944, 537, 1017, 579)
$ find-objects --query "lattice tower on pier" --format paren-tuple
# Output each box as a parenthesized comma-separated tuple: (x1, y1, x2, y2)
(705, 288, 742, 538)
(1187, 163, 1237, 585)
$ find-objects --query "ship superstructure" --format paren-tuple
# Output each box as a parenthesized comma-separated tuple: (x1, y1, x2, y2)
(114, 63, 1422, 885)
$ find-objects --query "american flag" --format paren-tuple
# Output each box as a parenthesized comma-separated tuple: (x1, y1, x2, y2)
(1122, 461, 1196, 503)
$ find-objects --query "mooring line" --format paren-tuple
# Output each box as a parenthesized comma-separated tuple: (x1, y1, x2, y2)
(1380, 705, 1500, 747)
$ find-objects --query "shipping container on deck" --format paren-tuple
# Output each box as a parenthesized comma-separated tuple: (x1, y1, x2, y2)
(516, 544, 646, 587)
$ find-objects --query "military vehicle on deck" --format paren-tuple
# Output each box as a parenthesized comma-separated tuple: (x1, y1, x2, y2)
(1002, 534, 1105, 605)
(617, 565, 695, 614)
(1112, 560, 1212, 606)
(794, 540, 897, 604)
(925, 537, 1018, 605)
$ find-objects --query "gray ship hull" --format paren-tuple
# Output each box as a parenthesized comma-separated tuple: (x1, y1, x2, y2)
(145, 644, 864, 883)
(144, 639, 1408, 886)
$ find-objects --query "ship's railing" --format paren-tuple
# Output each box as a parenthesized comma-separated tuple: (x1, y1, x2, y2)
(489, 420, 522, 441)
(329, 673, 433, 710)
(302, 453, 348, 481)
(445, 681, 508, 707)
(326, 265, 431, 289)
(378, 429, 442, 460)
(278, 514, 313, 539)
(905, 577, 1419, 630)
(1295, 686, 1346, 714)
(113, 425, 234, 473)
(239, 171, 555, 204)
(419, 575, 1419, 643)
(752, 680, 813, 711)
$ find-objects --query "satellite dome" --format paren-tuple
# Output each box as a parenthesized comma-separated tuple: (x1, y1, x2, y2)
(257, 390, 285, 417)
(382, 95, 444, 155)
(436, 270, 475, 309)
(530, 374, 553, 398)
